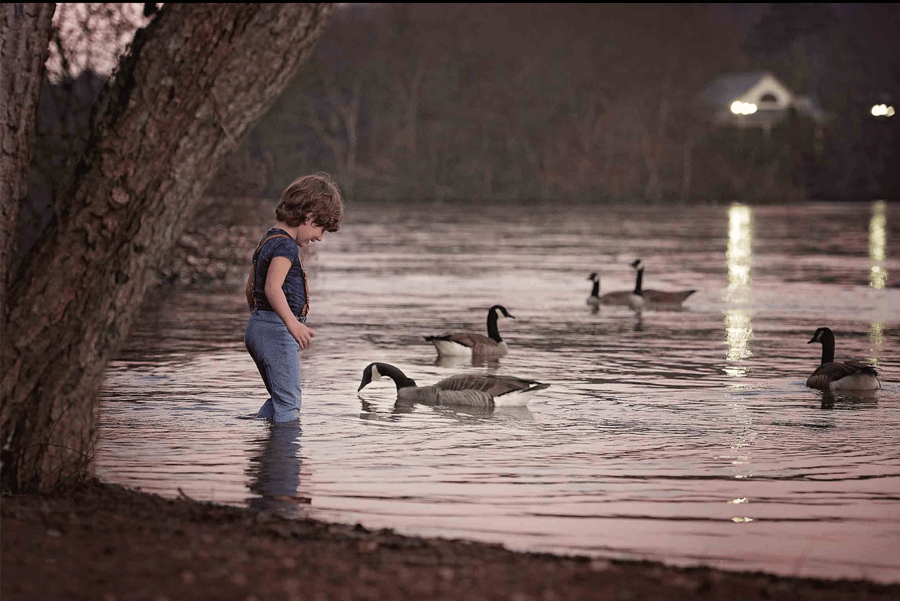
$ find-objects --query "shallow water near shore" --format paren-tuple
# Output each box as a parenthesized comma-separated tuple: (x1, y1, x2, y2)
(97, 198, 900, 584)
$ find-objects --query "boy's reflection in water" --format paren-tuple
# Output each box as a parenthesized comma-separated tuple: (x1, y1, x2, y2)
(246, 420, 309, 515)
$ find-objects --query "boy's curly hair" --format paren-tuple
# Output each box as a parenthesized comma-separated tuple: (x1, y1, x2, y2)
(275, 173, 344, 232)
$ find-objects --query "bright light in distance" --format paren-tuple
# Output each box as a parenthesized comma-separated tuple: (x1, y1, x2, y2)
(730, 101, 758, 115)
(731, 100, 757, 115)
(871, 104, 895, 117)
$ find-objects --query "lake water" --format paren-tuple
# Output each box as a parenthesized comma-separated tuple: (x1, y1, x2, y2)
(97, 199, 900, 584)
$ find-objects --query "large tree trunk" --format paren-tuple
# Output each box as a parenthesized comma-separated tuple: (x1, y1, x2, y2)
(0, 3, 55, 316)
(1, 3, 334, 493)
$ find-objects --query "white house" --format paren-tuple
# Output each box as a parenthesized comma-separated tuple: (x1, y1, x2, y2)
(700, 70, 829, 131)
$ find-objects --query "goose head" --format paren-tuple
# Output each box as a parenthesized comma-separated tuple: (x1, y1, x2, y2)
(490, 305, 515, 320)
(358, 362, 417, 393)
(808, 326, 833, 345)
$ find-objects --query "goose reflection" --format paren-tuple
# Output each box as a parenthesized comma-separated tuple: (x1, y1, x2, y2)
(818, 389, 879, 411)
(433, 354, 501, 369)
(245, 420, 309, 515)
(632, 310, 644, 331)
(358, 396, 417, 421)
(359, 395, 535, 422)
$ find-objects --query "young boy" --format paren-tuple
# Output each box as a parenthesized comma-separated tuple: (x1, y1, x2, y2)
(244, 173, 344, 422)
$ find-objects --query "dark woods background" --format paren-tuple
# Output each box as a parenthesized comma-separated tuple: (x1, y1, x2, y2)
(27, 2, 900, 227)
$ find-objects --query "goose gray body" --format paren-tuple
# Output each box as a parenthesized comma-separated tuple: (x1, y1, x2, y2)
(806, 327, 881, 391)
(358, 363, 550, 408)
(424, 305, 514, 357)
(630, 259, 696, 308)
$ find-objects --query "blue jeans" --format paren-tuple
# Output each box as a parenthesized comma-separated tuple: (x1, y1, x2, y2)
(244, 310, 303, 423)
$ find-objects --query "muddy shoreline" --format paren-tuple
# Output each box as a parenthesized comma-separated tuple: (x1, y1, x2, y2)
(2, 479, 898, 600)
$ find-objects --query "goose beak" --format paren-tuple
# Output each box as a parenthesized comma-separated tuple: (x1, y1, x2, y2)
(358, 373, 371, 392)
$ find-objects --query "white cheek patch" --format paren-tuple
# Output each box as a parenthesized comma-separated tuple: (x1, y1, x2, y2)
(495, 308, 503, 318)
(371, 365, 382, 380)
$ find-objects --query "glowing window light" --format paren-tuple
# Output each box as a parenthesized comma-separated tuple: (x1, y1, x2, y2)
(871, 104, 895, 117)
(731, 101, 758, 115)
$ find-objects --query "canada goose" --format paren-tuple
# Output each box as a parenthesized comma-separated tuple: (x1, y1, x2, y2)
(630, 259, 696, 307)
(806, 327, 881, 391)
(424, 305, 514, 357)
(358, 362, 550, 408)
(586, 272, 633, 306)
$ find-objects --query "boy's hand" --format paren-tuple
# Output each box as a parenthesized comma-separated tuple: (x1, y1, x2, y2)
(291, 322, 316, 349)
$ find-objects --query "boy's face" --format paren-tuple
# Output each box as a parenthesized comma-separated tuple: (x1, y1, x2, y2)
(295, 215, 325, 247)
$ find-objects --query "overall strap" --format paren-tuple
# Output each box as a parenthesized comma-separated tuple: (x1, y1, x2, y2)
(253, 233, 292, 260)
(250, 233, 309, 317)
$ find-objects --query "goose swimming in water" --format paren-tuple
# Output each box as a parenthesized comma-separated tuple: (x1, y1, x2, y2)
(806, 327, 881, 391)
(424, 305, 514, 358)
(357, 362, 550, 408)
(586, 272, 633, 306)
(630, 259, 696, 308)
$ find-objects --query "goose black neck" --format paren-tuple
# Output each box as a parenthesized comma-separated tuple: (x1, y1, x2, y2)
(487, 310, 503, 342)
(633, 267, 644, 296)
(377, 363, 417, 390)
(590, 279, 600, 298)
(819, 330, 835, 364)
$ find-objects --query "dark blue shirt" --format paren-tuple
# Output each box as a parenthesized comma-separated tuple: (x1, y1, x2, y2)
(252, 228, 308, 318)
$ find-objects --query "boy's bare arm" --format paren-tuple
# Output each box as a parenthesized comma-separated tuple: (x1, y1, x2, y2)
(265, 257, 316, 349)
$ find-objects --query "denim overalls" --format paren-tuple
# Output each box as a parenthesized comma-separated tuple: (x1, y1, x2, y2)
(244, 229, 309, 422)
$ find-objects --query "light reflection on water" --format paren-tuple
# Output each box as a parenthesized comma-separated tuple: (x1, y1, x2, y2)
(724, 203, 754, 376)
(98, 200, 900, 584)
(871, 200, 888, 290)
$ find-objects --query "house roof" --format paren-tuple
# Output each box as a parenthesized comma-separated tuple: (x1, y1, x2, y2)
(699, 70, 831, 125)
(700, 70, 782, 106)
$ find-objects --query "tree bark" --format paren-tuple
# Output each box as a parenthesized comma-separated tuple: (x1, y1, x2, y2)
(1, 3, 333, 493)
(0, 3, 55, 317)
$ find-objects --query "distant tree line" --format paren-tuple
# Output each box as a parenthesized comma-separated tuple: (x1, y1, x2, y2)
(205, 3, 898, 204)
(27, 4, 900, 210)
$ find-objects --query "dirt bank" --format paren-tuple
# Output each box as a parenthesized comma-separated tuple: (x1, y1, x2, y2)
(2, 479, 897, 601)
